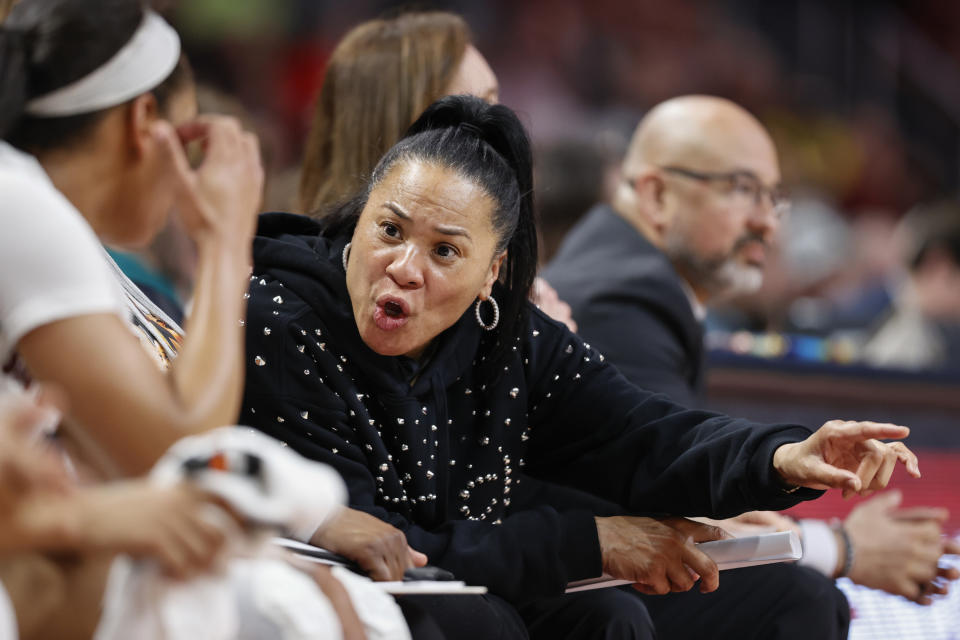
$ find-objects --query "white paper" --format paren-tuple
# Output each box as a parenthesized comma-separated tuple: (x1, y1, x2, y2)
(566, 530, 801, 593)
(370, 581, 489, 595)
(699, 530, 802, 570)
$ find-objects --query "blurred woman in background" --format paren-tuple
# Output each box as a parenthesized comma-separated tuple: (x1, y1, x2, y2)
(298, 11, 496, 215)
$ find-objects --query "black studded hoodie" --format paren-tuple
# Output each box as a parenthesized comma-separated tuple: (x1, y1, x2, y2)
(241, 212, 823, 603)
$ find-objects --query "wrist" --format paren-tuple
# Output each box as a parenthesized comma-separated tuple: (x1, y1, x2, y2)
(310, 511, 345, 550)
(192, 236, 253, 294)
(10, 494, 84, 551)
(830, 522, 854, 578)
(772, 443, 802, 493)
(194, 229, 252, 261)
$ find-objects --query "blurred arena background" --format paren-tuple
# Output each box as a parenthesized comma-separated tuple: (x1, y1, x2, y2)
(158, 0, 960, 530)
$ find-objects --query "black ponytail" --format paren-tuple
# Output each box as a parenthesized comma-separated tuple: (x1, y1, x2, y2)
(0, 0, 145, 148)
(321, 94, 539, 377)
(0, 27, 29, 138)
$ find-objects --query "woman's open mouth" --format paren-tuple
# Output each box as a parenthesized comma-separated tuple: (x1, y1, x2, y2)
(384, 300, 404, 317)
(374, 296, 410, 331)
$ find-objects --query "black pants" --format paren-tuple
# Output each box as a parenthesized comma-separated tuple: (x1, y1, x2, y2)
(403, 563, 849, 640)
(398, 593, 528, 640)
(635, 564, 851, 640)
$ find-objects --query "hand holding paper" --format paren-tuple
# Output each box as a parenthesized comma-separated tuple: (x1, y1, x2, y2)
(569, 530, 802, 593)
(772, 420, 919, 498)
(594, 516, 731, 595)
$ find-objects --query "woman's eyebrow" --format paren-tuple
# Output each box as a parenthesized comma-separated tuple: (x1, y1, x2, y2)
(384, 201, 411, 220)
(434, 224, 471, 238)
(384, 201, 471, 238)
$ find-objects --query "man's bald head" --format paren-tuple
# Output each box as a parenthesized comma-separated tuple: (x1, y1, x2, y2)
(624, 95, 778, 183)
(614, 95, 783, 304)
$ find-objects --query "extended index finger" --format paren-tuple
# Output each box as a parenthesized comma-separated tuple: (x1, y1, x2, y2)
(835, 421, 910, 442)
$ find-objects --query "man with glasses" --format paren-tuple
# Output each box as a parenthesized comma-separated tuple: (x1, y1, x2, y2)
(545, 95, 787, 407)
(541, 96, 853, 640)
(543, 95, 957, 637)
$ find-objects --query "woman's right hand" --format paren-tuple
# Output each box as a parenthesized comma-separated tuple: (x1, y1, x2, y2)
(312, 507, 427, 581)
(595, 516, 729, 595)
(153, 115, 264, 246)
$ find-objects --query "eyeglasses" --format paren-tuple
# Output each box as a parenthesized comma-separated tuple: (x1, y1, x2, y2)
(659, 165, 790, 219)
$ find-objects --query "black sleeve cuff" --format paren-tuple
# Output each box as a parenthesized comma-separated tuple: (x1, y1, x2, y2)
(557, 510, 604, 582)
(750, 426, 825, 510)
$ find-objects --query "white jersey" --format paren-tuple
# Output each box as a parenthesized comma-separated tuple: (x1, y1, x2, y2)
(0, 140, 126, 392)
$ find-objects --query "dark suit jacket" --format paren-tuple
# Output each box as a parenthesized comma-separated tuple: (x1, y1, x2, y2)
(543, 204, 705, 407)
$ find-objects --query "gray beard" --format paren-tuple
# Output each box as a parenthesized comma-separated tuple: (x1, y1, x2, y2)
(664, 237, 764, 301)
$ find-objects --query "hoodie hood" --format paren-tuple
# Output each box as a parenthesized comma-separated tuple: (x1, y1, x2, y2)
(251, 212, 481, 398)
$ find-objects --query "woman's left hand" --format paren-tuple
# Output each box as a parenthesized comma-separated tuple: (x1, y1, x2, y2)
(772, 420, 919, 498)
(312, 507, 427, 582)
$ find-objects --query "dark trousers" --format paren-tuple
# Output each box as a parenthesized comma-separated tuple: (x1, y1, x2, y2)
(398, 593, 528, 640)
(402, 563, 849, 640)
(635, 564, 851, 640)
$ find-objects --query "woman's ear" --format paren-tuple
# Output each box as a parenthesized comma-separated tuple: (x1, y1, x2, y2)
(126, 93, 160, 159)
(479, 251, 507, 299)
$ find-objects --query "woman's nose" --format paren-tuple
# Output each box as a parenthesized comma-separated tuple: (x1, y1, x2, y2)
(385, 245, 425, 288)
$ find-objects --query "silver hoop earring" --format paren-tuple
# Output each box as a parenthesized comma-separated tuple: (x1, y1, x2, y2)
(341, 242, 351, 272)
(475, 296, 499, 331)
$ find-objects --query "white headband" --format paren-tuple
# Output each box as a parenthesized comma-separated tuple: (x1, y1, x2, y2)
(23, 11, 181, 117)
